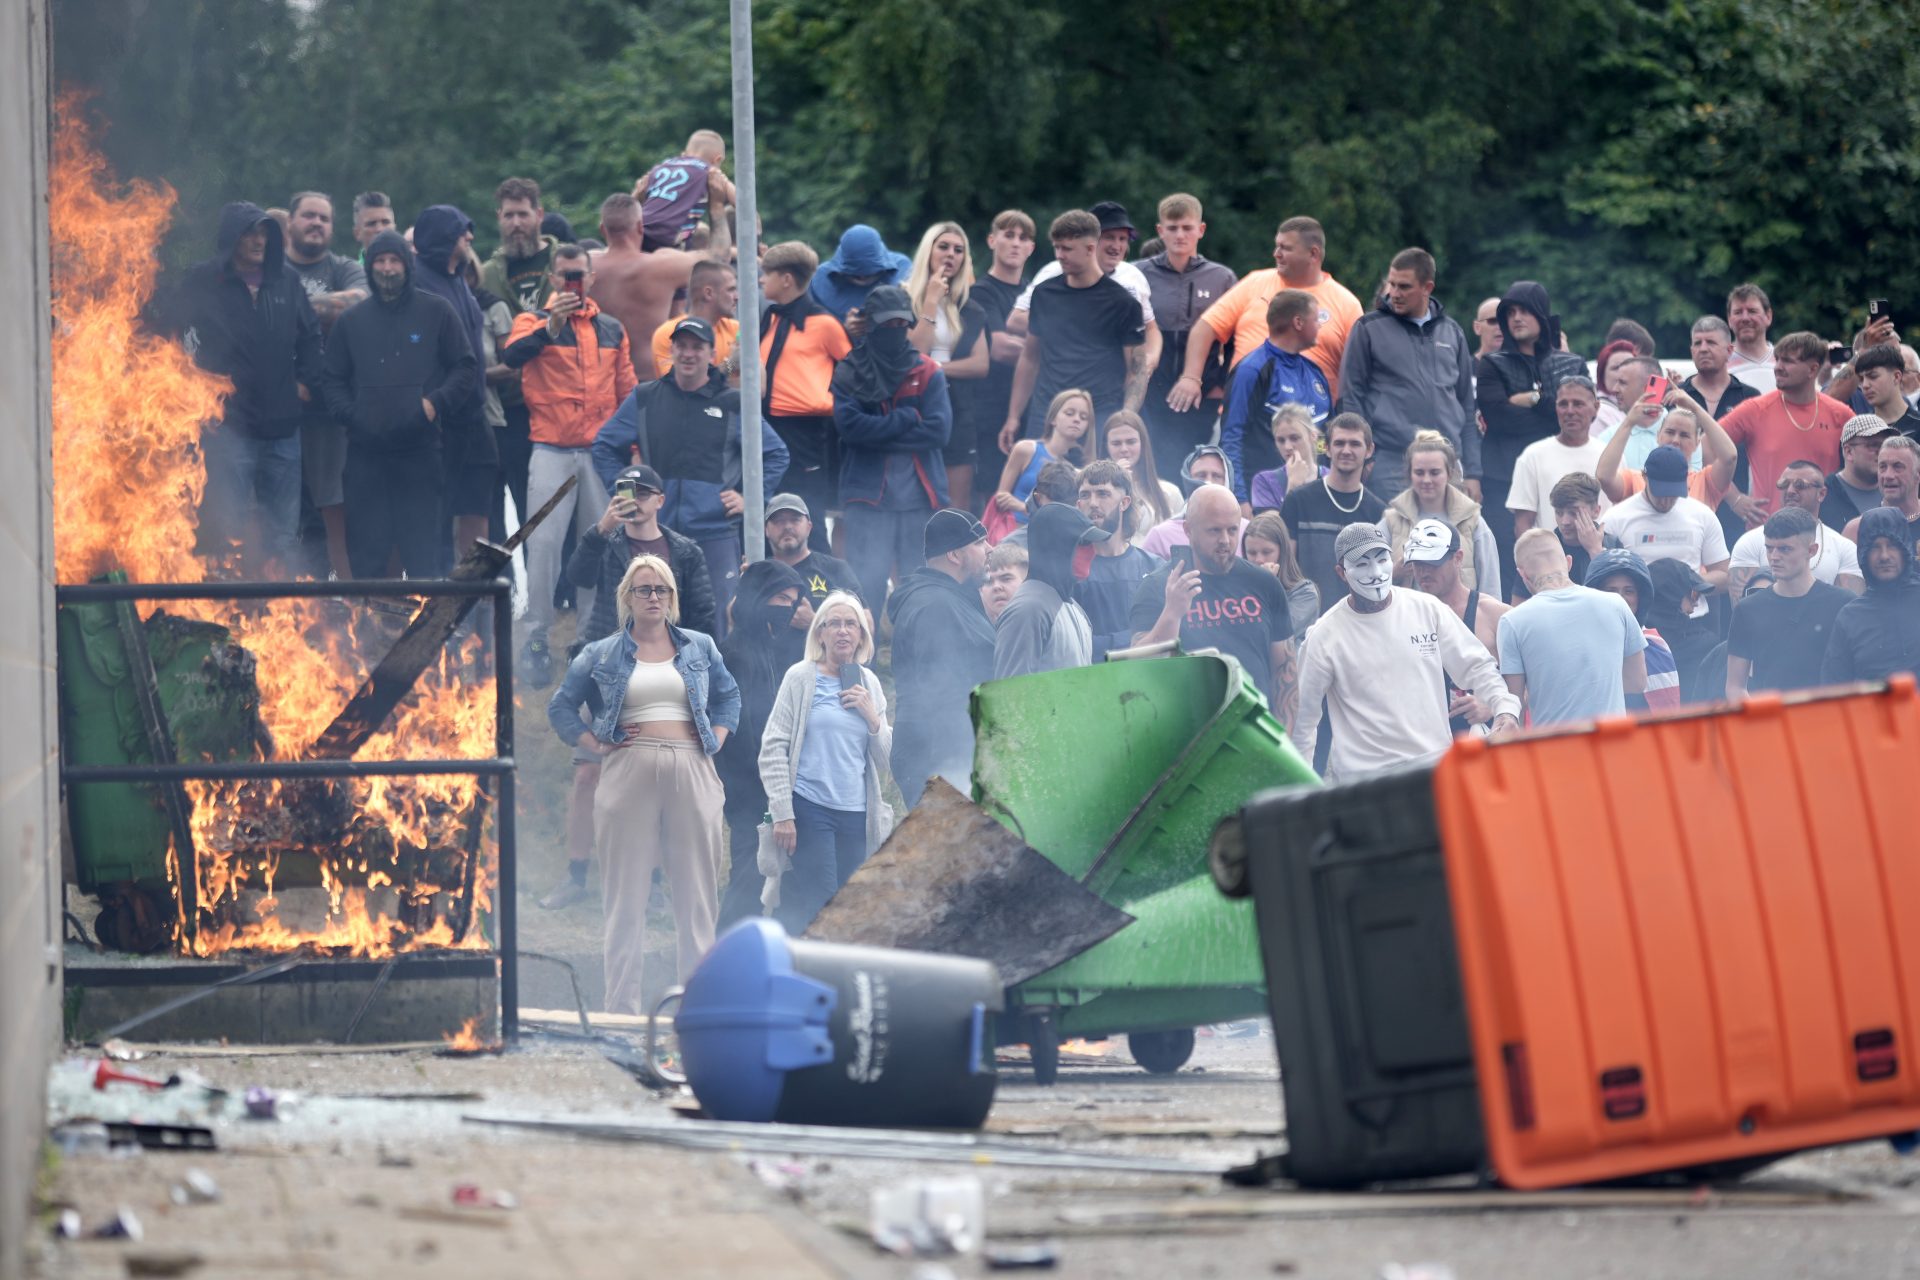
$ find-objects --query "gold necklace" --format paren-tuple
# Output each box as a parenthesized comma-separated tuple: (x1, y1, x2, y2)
(1781, 393, 1818, 432)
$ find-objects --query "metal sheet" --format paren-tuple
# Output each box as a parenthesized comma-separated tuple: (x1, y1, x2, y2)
(804, 779, 1133, 986)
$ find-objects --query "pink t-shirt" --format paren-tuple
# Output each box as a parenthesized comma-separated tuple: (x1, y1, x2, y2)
(1720, 390, 1851, 501)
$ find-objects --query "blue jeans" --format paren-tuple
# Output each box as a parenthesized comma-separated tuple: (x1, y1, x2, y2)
(775, 793, 866, 934)
(202, 428, 302, 566)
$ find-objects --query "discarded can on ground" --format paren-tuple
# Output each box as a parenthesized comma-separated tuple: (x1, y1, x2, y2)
(871, 1177, 984, 1256)
(659, 918, 1002, 1128)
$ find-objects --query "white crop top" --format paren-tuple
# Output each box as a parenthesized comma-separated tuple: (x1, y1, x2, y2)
(620, 658, 693, 726)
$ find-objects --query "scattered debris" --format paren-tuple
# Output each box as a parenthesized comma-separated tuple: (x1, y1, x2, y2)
(463, 1113, 1223, 1177)
(50, 1121, 112, 1156)
(439, 1017, 503, 1056)
(451, 1184, 518, 1210)
(123, 1250, 207, 1277)
(984, 1242, 1060, 1270)
(1380, 1267, 1455, 1280)
(871, 1178, 983, 1256)
(103, 1123, 215, 1153)
(100, 1039, 146, 1061)
(243, 1086, 281, 1119)
(54, 1209, 82, 1239)
(93, 1061, 170, 1091)
(92, 1207, 143, 1241)
(396, 1206, 511, 1230)
(168, 1169, 220, 1205)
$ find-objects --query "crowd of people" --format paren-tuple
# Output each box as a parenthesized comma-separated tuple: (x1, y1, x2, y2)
(154, 131, 1920, 1009)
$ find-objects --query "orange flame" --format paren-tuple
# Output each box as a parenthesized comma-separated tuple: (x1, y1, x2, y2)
(52, 97, 496, 959)
(443, 1016, 485, 1051)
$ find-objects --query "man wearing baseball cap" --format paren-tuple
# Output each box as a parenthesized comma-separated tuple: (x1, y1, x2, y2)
(886, 509, 995, 806)
(592, 313, 790, 638)
(1598, 444, 1730, 605)
(1291, 521, 1518, 782)
(1403, 517, 1510, 734)
(763, 492, 859, 612)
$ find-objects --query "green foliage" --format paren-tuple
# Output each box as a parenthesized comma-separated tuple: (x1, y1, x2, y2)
(51, 0, 1920, 358)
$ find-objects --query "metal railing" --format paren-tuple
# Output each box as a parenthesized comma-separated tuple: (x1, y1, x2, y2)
(54, 575, 521, 1042)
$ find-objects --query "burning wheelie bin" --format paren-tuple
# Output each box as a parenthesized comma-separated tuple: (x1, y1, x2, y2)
(810, 649, 1318, 1084)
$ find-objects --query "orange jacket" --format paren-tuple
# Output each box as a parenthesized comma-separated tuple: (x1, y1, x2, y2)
(504, 294, 639, 447)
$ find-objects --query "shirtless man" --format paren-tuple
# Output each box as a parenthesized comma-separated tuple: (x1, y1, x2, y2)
(1403, 517, 1510, 732)
(588, 191, 731, 380)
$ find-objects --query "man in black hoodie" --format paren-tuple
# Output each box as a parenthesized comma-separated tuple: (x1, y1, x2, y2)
(716, 560, 813, 926)
(1822, 506, 1920, 684)
(411, 205, 503, 567)
(159, 201, 323, 575)
(1475, 280, 1588, 592)
(994, 502, 1106, 679)
(887, 509, 995, 807)
(320, 231, 478, 578)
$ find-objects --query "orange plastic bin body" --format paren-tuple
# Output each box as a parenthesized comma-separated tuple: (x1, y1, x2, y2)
(1435, 678, 1920, 1189)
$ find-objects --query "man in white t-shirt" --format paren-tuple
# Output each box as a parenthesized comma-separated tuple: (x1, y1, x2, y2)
(1291, 522, 1518, 783)
(1727, 460, 1863, 595)
(1599, 446, 1732, 602)
(1509, 375, 1609, 537)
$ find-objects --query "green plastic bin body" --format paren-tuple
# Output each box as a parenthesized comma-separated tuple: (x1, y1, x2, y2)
(969, 653, 1319, 1038)
(57, 593, 261, 894)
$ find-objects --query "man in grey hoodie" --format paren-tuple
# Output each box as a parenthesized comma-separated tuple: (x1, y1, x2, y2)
(993, 502, 1107, 679)
(1335, 247, 1476, 501)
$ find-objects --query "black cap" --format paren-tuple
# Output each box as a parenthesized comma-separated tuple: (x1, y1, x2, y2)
(615, 465, 664, 494)
(670, 316, 716, 346)
(1090, 201, 1137, 239)
(862, 284, 916, 326)
(1644, 444, 1689, 498)
(923, 508, 988, 559)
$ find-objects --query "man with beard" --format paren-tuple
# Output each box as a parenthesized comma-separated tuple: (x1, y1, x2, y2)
(320, 231, 476, 579)
(831, 285, 953, 615)
(411, 205, 503, 571)
(481, 177, 558, 534)
(539, 465, 718, 910)
(887, 509, 996, 806)
(1074, 460, 1162, 660)
(1822, 506, 1920, 683)
(1291, 522, 1517, 781)
(1132, 484, 1292, 707)
(715, 559, 814, 926)
(763, 494, 858, 612)
(284, 191, 367, 578)
(994, 501, 1106, 678)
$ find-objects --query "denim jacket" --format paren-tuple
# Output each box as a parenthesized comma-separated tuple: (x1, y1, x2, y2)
(547, 623, 741, 756)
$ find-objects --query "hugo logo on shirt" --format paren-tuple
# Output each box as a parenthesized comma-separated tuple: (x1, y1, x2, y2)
(1186, 595, 1263, 625)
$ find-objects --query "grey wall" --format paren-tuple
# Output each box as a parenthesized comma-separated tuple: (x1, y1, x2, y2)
(0, 1, 57, 1275)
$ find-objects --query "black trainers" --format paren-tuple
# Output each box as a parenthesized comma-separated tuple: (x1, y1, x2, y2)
(521, 638, 555, 689)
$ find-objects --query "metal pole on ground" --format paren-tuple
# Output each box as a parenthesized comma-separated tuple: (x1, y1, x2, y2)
(730, 0, 764, 562)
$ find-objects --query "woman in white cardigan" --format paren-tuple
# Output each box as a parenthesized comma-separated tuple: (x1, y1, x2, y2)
(758, 591, 895, 932)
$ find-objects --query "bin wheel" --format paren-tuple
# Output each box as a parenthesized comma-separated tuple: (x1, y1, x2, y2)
(1029, 1013, 1059, 1087)
(1128, 1028, 1196, 1075)
(1209, 817, 1250, 898)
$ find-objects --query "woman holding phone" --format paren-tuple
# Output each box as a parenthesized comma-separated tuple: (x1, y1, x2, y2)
(546, 554, 738, 1014)
(758, 591, 894, 932)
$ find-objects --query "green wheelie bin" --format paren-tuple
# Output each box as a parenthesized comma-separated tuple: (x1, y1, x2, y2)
(969, 649, 1318, 1082)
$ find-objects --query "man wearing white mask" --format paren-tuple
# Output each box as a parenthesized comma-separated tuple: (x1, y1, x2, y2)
(1291, 522, 1518, 783)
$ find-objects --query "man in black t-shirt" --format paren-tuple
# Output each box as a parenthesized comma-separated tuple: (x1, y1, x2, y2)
(1279, 412, 1387, 616)
(1130, 484, 1292, 708)
(1726, 506, 1852, 697)
(970, 211, 1035, 505)
(764, 492, 859, 612)
(997, 209, 1146, 455)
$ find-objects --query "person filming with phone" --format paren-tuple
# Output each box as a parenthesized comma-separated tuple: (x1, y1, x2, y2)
(504, 244, 639, 688)
(757, 591, 895, 933)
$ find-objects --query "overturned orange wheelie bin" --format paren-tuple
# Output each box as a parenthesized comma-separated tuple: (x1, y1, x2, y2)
(1213, 678, 1920, 1189)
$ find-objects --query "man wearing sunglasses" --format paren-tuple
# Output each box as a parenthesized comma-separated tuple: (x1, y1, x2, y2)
(504, 244, 640, 687)
(1727, 460, 1863, 596)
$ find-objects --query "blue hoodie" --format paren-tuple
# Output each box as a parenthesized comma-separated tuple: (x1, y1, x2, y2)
(808, 225, 912, 319)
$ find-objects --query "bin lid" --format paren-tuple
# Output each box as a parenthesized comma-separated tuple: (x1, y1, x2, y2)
(673, 919, 837, 1121)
